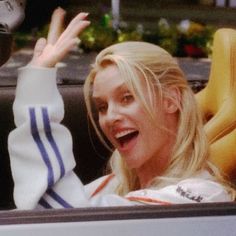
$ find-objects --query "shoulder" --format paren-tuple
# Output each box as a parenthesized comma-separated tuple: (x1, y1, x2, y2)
(125, 172, 232, 205)
(174, 175, 231, 203)
(85, 174, 118, 198)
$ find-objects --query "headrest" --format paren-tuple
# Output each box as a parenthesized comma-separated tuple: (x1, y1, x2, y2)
(195, 28, 236, 180)
(196, 28, 236, 144)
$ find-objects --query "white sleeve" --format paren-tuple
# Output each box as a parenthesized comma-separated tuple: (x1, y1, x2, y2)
(8, 66, 82, 209)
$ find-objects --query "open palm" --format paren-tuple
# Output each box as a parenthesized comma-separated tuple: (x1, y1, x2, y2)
(30, 8, 90, 67)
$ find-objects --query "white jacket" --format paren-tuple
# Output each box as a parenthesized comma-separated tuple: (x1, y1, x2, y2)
(8, 66, 232, 210)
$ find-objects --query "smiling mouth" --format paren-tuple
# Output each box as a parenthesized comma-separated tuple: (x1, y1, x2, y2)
(116, 130, 139, 148)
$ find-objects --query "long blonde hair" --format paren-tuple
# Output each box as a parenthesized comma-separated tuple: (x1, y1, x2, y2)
(84, 41, 233, 197)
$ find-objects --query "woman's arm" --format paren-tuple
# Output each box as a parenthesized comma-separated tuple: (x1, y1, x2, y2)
(8, 66, 81, 209)
(8, 8, 91, 209)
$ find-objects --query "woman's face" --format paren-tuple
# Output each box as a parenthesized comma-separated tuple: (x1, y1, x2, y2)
(92, 64, 178, 171)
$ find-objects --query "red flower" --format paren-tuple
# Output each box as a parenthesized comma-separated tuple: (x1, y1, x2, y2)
(184, 44, 206, 58)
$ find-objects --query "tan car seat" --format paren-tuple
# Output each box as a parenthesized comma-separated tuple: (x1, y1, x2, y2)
(195, 28, 236, 180)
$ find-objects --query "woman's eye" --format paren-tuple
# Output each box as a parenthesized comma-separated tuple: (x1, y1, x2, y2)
(122, 94, 134, 104)
(97, 104, 107, 113)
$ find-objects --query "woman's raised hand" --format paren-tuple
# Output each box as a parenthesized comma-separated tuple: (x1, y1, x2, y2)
(29, 7, 90, 67)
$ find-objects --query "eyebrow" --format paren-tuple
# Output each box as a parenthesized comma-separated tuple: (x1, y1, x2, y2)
(92, 82, 129, 100)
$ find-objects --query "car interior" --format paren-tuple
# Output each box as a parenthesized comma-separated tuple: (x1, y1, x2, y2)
(0, 28, 235, 235)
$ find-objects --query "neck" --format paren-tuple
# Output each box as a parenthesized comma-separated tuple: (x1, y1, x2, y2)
(135, 155, 170, 189)
(136, 131, 176, 189)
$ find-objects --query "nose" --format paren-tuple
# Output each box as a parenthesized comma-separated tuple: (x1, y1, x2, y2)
(104, 103, 122, 126)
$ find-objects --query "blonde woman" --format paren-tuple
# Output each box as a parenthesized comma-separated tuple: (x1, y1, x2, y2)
(8, 8, 235, 210)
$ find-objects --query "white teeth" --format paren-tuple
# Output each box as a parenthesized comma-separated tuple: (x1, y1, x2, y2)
(115, 129, 135, 139)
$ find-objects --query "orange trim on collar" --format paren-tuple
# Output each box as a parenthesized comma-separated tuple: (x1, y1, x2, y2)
(126, 196, 172, 205)
(90, 173, 115, 198)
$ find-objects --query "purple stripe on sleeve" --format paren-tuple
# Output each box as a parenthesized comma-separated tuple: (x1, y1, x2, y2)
(47, 189, 73, 208)
(42, 107, 65, 178)
(39, 198, 52, 209)
(29, 108, 54, 188)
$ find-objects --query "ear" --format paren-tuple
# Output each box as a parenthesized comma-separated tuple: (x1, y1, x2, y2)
(163, 87, 181, 114)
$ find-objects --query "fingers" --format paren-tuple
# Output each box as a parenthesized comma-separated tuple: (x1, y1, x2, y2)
(29, 11, 91, 68)
(55, 20, 90, 51)
(33, 38, 47, 58)
(29, 37, 47, 66)
(52, 38, 80, 65)
(47, 7, 66, 45)
(65, 12, 89, 34)
(57, 12, 90, 44)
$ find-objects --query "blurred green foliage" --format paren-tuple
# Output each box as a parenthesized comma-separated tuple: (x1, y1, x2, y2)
(79, 15, 216, 57)
(14, 14, 216, 58)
